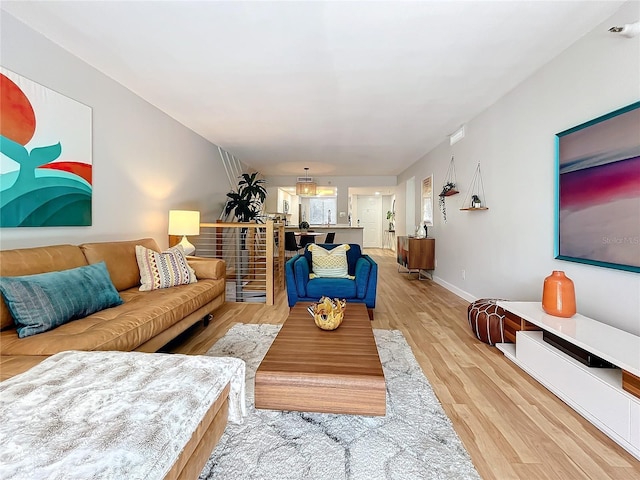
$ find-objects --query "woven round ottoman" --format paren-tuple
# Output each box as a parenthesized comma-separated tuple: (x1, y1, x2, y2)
(467, 298, 509, 346)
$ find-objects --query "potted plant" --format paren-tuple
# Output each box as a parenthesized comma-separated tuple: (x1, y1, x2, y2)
(471, 194, 482, 208)
(438, 182, 458, 223)
(224, 172, 267, 222)
(438, 181, 457, 197)
(386, 210, 395, 231)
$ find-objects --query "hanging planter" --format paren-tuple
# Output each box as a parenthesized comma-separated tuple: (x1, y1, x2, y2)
(439, 156, 459, 197)
(439, 156, 459, 223)
(460, 163, 489, 211)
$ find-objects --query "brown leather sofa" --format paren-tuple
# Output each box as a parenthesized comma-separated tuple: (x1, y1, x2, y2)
(0, 238, 226, 380)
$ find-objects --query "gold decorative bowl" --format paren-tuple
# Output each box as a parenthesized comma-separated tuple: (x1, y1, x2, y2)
(309, 297, 346, 330)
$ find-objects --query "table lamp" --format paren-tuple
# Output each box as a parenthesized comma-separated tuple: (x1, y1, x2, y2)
(168, 210, 200, 255)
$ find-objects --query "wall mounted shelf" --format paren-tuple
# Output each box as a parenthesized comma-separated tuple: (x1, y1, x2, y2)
(439, 189, 459, 197)
(438, 156, 459, 197)
(460, 163, 488, 211)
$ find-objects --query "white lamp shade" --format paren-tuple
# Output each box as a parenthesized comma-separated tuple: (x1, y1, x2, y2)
(168, 210, 200, 236)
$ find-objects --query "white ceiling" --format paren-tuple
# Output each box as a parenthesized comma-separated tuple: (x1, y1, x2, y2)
(2, 1, 627, 177)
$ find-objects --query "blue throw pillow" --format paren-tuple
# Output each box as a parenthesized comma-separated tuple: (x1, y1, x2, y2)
(0, 261, 123, 338)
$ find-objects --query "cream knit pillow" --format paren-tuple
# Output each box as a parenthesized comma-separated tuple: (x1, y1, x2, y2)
(308, 244, 353, 279)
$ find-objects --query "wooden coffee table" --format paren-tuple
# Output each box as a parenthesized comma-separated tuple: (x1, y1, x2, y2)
(255, 302, 386, 416)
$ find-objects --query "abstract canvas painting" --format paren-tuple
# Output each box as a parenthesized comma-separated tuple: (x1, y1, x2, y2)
(555, 102, 640, 273)
(0, 67, 92, 227)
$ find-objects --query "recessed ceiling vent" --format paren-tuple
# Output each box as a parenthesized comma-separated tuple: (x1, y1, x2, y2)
(449, 125, 465, 146)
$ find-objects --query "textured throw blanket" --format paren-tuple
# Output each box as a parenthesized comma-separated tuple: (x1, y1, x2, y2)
(0, 350, 246, 480)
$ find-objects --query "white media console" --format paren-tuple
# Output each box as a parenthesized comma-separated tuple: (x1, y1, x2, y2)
(496, 301, 640, 461)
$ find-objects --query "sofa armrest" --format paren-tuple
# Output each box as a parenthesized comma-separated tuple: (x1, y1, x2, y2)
(285, 255, 311, 307)
(293, 256, 310, 297)
(354, 257, 372, 298)
(285, 256, 300, 307)
(186, 256, 226, 280)
(362, 255, 378, 308)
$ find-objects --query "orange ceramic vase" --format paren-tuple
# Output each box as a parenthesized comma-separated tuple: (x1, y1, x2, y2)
(542, 271, 576, 318)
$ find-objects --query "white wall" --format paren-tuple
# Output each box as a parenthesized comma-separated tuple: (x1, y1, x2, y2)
(397, 3, 640, 334)
(0, 13, 231, 250)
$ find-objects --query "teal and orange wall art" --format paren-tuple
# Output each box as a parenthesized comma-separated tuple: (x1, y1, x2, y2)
(0, 67, 92, 227)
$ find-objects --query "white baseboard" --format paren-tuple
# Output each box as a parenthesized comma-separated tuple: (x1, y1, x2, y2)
(432, 276, 476, 303)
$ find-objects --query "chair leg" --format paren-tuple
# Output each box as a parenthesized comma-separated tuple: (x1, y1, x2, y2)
(368, 309, 374, 321)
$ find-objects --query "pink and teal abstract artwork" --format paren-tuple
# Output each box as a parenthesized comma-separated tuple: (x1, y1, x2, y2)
(556, 102, 640, 273)
(1, 68, 92, 227)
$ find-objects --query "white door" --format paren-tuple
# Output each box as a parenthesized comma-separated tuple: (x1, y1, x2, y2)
(357, 195, 382, 248)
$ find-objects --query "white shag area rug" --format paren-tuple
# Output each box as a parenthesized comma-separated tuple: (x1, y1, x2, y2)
(200, 324, 480, 480)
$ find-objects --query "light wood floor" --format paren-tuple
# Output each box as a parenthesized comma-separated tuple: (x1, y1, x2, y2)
(169, 248, 640, 479)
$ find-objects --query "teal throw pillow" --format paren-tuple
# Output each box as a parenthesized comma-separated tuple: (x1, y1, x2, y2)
(0, 261, 123, 338)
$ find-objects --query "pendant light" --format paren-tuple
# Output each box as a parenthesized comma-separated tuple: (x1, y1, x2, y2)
(296, 167, 317, 196)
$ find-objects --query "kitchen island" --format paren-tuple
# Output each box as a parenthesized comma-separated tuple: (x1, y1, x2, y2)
(285, 225, 363, 246)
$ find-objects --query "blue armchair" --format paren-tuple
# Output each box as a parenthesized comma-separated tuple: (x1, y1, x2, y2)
(285, 243, 378, 319)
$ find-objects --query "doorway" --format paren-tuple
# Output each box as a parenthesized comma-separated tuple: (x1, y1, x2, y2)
(357, 195, 382, 248)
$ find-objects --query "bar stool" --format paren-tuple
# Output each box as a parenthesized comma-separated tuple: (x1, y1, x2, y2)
(284, 231, 301, 258)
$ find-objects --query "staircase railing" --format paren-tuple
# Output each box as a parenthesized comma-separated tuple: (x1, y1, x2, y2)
(189, 220, 284, 305)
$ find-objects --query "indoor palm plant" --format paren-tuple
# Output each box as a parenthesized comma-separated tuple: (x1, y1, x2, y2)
(224, 172, 267, 222)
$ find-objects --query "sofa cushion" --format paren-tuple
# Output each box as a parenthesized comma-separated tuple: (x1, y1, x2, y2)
(136, 245, 197, 291)
(308, 244, 352, 279)
(0, 355, 49, 382)
(0, 262, 123, 338)
(0, 279, 224, 356)
(0, 244, 88, 330)
(81, 238, 160, 291)
(306, 278, 357, 300)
